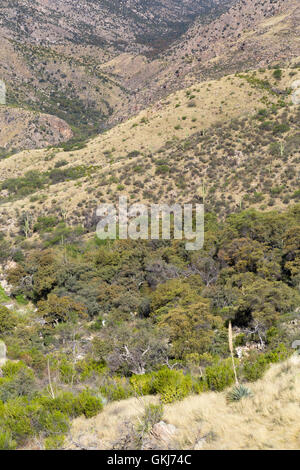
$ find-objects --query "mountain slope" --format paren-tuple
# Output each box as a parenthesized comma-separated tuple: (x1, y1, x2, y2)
(0, 63, 299, 235)
(0, 1, 232, 53)
(1, 0, 298, 149)
(0, 1, 236, 149)
(0, 107, 73, 157)
(67, 354, 300, 450)
(109, 0, 300, 120)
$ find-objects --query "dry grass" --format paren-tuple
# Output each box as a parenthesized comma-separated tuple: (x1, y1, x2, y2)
(67, 354, 300, 450)
(0, 65, 299, 233)
(2, 67, 296, 181)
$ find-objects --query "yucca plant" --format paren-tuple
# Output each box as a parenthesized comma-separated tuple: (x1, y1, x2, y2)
(228, 321, 239, 386)
(227, 384, 253, 403)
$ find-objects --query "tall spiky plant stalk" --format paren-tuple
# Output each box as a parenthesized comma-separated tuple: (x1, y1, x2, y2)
(47, 357, 55, 399)
(228, 321, 239, 386)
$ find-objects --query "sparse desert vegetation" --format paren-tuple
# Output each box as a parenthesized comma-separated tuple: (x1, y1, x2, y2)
(68, 354, 300, 450)
(0, 0, 299, 453)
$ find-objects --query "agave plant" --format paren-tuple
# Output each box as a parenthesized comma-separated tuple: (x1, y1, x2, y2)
(227, 385, 253, 402)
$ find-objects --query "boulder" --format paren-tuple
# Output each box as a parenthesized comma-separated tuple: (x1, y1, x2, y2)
(194, 438, 207, 450)
(142, 421, 177, 450)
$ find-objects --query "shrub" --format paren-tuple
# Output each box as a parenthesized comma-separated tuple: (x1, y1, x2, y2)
(155, 164, 169, 175)
(205, 360, 235, 392)
(269, 142, 281, 157)
(37, 390, 103, 419)
(59, 358, 76, 384)
(152, 368, 192, 404)
(273, 123, 290, 135)
(1, 360, 27, 379)
(77, 359, 106, 381)
(242, 354, 269, 382)
(0, 398, 38, 443)
(138, 403, 164, 434)
(0, 366, 36, 402)
(130, 373, 154, 396)
(37, 409, 70, 437)
(100, 376, 134, 402)
(0, 430, 17, 450)
(0, 306, 17, 334)
(38, 294, 87, 325)
(273, 69, 282, 80)
(33, 216, 59, 233)
(264, 344, 290, 364)
(76, 390, 103, 418)
(44, 435, 65, 450)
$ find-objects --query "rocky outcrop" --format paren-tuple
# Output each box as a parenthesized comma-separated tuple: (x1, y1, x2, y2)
(0, 107, 73, 154)
(143, 421, 177, 449)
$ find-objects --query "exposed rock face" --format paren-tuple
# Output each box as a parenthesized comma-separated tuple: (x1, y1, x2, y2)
(143, 421, 177, 449)
(0, 107, 73, 154)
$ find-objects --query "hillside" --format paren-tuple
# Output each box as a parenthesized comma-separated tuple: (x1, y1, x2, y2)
(67, 354, 300, 450)
(0, 0, 299, 453)
(0, 63, 299, 235)
(106, 0, 300, 121)
(0, 107, 72, 157)
(4, 0, 299, 150)
(0, 0, 234, 150)
(0, 0, 228, 53)
(0, 0, 298, 152)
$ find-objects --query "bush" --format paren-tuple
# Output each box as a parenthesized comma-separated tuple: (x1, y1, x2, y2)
(242, 354, 269, 382)
(0, 398, 38, 443)
(0, 366, 36, 402)
(37, 409, 70, 437)
(152, 368, 193, 404)
(37, 390, 103, 419)
(130, 373, 154, 396)
(76, 390, 103, 418)
(273, 123, 290, 135)
(273, 69, 282, 80)
(1, 360, 27, 379)
(0, 430, 17, 450)
(264, 344, 290, 364)
(33, 216, 59, 233)
(77, 359, 106, 381)
(0, 306, 17, 334)
(242, 346, 290, 382)
(138, 403, 164, 434)
(44, 435, 65, 450)
(100, 376, 134, 402)
(205, 360, 235, 392)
